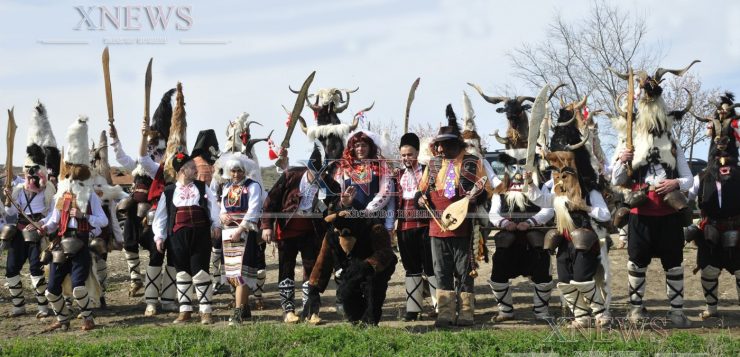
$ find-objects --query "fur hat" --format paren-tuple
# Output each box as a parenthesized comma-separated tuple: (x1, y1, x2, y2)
(64, 116, 90, 166)
(191, 129, 220, 165)
(171, 149, 192, 174)
(27, 101, 61, 176)
(163, 83, 187, 180)
(151, 88, 176, 141)
(399, 133, 420, 151)
(25, 144, 46, 168)
(214, 152, 261, 185)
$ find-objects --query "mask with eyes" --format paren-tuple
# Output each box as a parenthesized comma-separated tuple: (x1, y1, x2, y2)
(546, 151, 583, 203)
(23, 165, 47, 193)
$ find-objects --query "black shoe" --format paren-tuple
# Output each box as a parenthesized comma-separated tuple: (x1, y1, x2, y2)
(241, 304, 252, 320)
(229, 307, 243, 326)
(99, 297, 107, 310)
(402, 311, 419, 322)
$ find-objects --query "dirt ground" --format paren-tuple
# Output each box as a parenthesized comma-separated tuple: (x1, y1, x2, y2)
(1, 235, 739, 337)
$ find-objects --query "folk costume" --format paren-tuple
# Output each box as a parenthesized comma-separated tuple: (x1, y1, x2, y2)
(395, 133, 438, 322)
(527, 105, 611, 328)
(152, 149, 221, 325)
(416, 105, 488, 327)
(42, 116, 109, 332)
(686, 92, 740, 319)
(2, 102, 57, 318)
(111, 88, 178, 314)
(610, 63, 697, 327)
(216, 152, 263, 325)
(260, 145, 340, 324)
(488, 153, 555, 322)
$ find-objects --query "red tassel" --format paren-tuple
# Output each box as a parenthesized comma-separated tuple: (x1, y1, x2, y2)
(267, 139, 279, 160)
(582, 106, 589, 121)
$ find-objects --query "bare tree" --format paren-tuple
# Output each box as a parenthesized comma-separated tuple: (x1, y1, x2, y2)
(509, 0, 663, 155)
(664, 73, 719, 162)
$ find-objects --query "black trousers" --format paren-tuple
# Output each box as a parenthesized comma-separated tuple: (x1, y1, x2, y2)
(556, 239, 599, 283)
(169, 226, 211, 275)
(696, 238, 740, 272)
(491, 234, 551, 284)
(277, 236, 318, 283)
(397, 227, 434, 277)
(48, 234, 91, 295)
(6, 232, 44, 277)
(628, 213, 684, 269)
(242, 231, 266, 269)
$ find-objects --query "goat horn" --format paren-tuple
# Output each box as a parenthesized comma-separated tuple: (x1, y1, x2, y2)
(334, 91, 351, 113)
(467, 82, 509, 104)
(343, 87, 359, 94)
(289, 85, 301, 94)
(490, 130, 509, 145)
(297, 116, 308, 134)
(565, 130, 590, 150)
(575, 95, 588, 110)
(348, 102, 373, 131)
(654, 60, 700, 82)
(306, 96, 320, 111)
(614, 92, 627, 118)
(690, 111, 712, 123)
(245, 121, 262, 131)
(281, 104, 291, 115)
(516, 96, 535, 104)
(607, 67, 630, 80)
(556, 116, 576, 127)
(547, 83, 567, 102)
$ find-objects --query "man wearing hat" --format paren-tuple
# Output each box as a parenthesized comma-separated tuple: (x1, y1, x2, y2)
(151, 149, 221, 324)
(40, 116, 110, 332)
(2, 103, 57, 318)
(261, 145, 340, 324)
(416, 105, 489, 327)
(394, 132, 437, 321)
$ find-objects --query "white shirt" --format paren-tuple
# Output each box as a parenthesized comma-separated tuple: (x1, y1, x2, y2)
(526, 180, 610, 222)
(611, 144, 693, 191)
(220, 180, 263, 226)
(43, 193, 109, 232)
(4, 189, 51, 218)
(112, 140, 160, 178)
(687, 174, 724, 208)
(298, 172, 319, 211)
(91, 200, 124, 243)
(488, 194, 554, 228)
(399, 164, 423, 199)
(152, 181, 221, 241)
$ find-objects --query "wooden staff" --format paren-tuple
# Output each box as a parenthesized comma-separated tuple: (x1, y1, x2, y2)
(4, 108, 17, 206)
(626, 68, 635, 176)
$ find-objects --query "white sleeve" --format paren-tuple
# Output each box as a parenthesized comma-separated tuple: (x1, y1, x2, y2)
(111, 140, 137, 172)
(488, 195, 509, 228)
(687, 175, 700, 202)
(109, 202, 124, 243)
(152, 194, 168, 241)
(526, 182, 553, 208)
(384, 192, 395, 231)
(673, 145, 694, 191)
(86, 194, 109, 228)
(42, 208, 60, 232)
(611, 161, 629, 186)
(588, 190, 610, 222)
(206, 185, 223, 229)
(238, 183, 262, 227)
(365, 171, 391, 213)
(139, 155, 160, 179)
(530, 207, 554, 226)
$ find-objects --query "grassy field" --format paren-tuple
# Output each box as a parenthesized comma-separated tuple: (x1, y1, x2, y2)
(0, 323, 737, 356)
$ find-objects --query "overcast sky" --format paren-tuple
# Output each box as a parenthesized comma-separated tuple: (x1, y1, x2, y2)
(1, 0, 738, 167)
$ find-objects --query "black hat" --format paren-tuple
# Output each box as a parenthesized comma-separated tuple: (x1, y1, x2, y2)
(44, 146, 61, 178)
(171, 148, 193, 173)
(25, 143, 46, 168)
(191, 129, 220, 165)
(399, 133, 420, 151)
(151, 88, 176, 140)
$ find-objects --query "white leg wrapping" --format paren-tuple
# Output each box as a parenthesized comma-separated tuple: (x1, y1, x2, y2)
(701, 265, 721, 315)
(532, 280, 554, 318)
(301, 281, 310, 309)
(488, 280, 514, 316)
(72, 286, 93, 319)
(176, 271, 194, 312)
(144, 266, 163, 305)
(93, 256, 108, 292)
(7, 275, 26, 313)
(254, 269, 266, 298)
(405, 275, 424, 313)
(211, 248, 223, 286)
(426, 275, 438, 312)
(559, 282, 589, 324)
(30, 275, 49, 310)
(572, 280, 606, 319)
(243, 267, 259, 291)
(627, 261, 647, 309)
(192, 270, 213, 314)
(124, 250, 143, 282)
(45, 290, 71, 322)
(279, 278, 296, 312)
(665, 266, 685, 312)
(161, 265, 177, 305)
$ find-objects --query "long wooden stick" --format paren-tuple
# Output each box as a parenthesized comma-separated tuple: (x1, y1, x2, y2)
(626, 67, 634, 176)
(4, 108, 17, 206)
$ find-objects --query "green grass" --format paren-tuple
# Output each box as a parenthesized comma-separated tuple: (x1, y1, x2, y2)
(0, 324, 737, 356)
